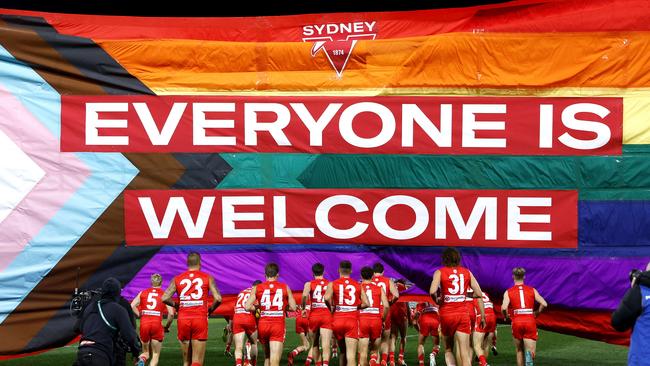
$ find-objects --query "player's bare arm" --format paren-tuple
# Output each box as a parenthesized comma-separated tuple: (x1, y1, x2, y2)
(429, 270, 441, 298)
(380, 289, 389, 320)
(245, 285, 258, 311)
(534, 288, 548, 316)
(389, 278, 400, 304)
(161, 279, 177, 308)
(301, 282, 311, 316)
(324, 282, 334, 305)
(130, 291, 141, 318)
(501, 290, 510, 319)
(360, 287, 370, 309)
(208, 275, 222, 314)
(287, 287, 298, 312)
(470, 272, 487, 328)
(164, 304, 174, 330)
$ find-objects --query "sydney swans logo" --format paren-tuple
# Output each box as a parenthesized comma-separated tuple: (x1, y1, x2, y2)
(302, 21, 377, 77)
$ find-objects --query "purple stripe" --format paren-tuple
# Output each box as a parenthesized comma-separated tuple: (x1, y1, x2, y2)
(123, 250, 647, 311)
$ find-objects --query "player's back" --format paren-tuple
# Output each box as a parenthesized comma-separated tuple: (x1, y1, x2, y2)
(234, 287, 256, 319)
(174, 270, 211, 319)
(359, 282, 383, 318)
(256, 280, 289, 321)
(476, 292, 495, 315)
(139, 287, 165, 323)
(372, 275, 394, 302)
(417, 301, 439, 316)
(309, 278, 330, 314)
(507, 284, 536, 319)
(439, 266, 471, 313)
(331, 277, 361, 317)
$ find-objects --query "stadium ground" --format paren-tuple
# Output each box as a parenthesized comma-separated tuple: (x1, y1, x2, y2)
(2, 318, 628, 365)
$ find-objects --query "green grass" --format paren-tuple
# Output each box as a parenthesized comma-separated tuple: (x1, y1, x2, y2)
(2, 318, 628, 365)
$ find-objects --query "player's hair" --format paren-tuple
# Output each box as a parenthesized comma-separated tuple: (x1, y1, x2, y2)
(395, 278, 406, 285)
(441, 247, 461, 267)
(252, 280, 262, 286)
(512, 267, 526, 280)
(312, 263, 325, 276)
(372, 263, 384, 274)
(187, 252, 201, 267)
(361, 266, 374, 280)
(265, 262, 279, 278)
(150, 273, 163, 286)
(339, 260, 352, 275)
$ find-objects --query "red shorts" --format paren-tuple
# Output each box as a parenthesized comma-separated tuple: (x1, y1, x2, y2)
(233, 314, 257, 335)
(332, 315, 359, 340)
(418, 314, 440, 337)
(359, 316, 383, 340)
(258, 319, 286, 343)
(439, 311, 471, 337)
(389, 305, 408, 328)
(296, 316, 309, 334)
(475, 313, 497, 333)
(177, 317, 208, 341)
(140, 321, 164, 343)
(512, 318, 538, 341)
(309, 312, 333, 332)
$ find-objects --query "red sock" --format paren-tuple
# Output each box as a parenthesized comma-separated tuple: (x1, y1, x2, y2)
(323, 361, 329, 366)
(478, 355, 487, 366)
(389, 352, 395, 363)
(417, 354, 424, 366)
(291, 349, 302, 357)
(399, 345, 404, 363)
(381, 353, 388, 366)
(191, 363, 202, 366)
(305, 356, 313, 366)
(226, 343, 232, 352)
(370, 354, 379, 366)
(316, 362, 322, 366)
(531, 351, 535, 359)
(236, 358, 243, 366)
(251, 359, 257, 366)
(431, 347, 439, 356)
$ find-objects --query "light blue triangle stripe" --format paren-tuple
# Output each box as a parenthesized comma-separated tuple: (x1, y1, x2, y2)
(0, 45, 138, 323)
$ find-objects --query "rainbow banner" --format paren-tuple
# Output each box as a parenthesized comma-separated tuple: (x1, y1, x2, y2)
(0, 0, 649, 356)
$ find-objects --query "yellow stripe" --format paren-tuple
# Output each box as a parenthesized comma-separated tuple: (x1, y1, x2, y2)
(151, 86, 650, 144)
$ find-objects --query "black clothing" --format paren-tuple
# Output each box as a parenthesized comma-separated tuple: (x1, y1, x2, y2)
(74, 348, 111, 366)
(75, 297, 141, 365)
(611, 271, 650, 331)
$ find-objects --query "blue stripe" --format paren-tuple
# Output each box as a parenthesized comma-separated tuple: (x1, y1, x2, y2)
(0, 45, 138, 323)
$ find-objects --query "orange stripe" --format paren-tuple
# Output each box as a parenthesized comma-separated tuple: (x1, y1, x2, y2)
(98, 32, 650, 91)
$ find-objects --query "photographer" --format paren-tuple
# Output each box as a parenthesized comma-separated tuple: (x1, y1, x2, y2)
(73, 277, 146, 366)
(611, 263, 650, 366)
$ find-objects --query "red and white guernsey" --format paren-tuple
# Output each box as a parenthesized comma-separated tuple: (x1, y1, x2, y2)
(139, 287, 165, 323)
(360, 282, 383, 318)
(475, 292, 494, 314)
(234, 287, 256, 320)
(372, 275, 394, 302)
(256, 280, 289, 321)
(439, 266, 471, 313)
(174, 270, 211, 319)
(331, 277, 361, 317)
(416, 301, 439, 316)
(507, 284, 536, 319)
(309, 278, 330, 315)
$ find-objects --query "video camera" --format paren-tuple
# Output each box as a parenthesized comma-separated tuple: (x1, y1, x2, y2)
(630, 269, 643, 286)
(70, 288, 102, 318)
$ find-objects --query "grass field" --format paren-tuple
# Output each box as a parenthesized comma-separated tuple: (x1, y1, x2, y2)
(2, 318, 628, 365)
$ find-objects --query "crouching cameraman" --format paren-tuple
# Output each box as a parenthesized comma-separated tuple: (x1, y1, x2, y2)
(611, 262, 650, 366)
(73, 277, 147, 366)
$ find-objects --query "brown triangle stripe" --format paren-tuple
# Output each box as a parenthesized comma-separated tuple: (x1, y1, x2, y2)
(0, 18, 183, 354)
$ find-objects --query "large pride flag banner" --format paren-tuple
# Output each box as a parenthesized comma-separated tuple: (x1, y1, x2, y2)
(0, 0, 649, 356)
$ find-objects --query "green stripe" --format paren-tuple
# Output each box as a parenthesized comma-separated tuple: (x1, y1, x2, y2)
(298, 148, 650, 200)
(217, 154, 316, 188)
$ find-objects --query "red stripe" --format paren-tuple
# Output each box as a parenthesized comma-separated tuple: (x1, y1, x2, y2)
(2, 0, 650, 41)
